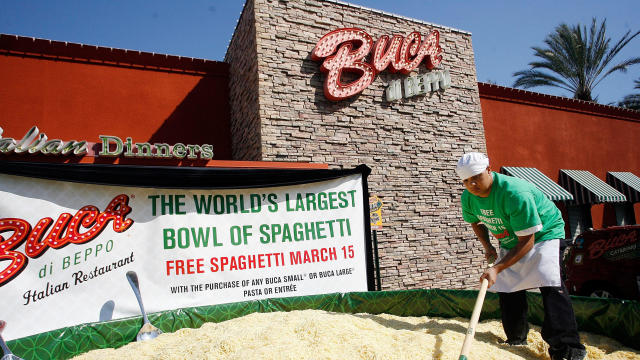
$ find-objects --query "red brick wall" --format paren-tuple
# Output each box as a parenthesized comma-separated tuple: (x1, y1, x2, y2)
(0, 35, 233, 164)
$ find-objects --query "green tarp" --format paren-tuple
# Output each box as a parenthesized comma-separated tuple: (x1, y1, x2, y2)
(7, 289, 640, 359)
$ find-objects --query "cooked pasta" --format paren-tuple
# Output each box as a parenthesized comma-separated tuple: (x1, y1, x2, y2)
(71, 310, 639, 360)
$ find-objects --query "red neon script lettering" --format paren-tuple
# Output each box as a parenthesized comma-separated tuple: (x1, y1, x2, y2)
(311, 28, 375, 101)
(588, 231, 637, 259)
(312, 28, 443, 101)
(0, 194, 134, 286)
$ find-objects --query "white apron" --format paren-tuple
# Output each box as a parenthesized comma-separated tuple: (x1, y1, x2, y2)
(488, 239, 561, 293)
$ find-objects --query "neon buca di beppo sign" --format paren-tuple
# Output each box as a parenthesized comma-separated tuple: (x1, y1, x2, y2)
(311, 28, 443, 101)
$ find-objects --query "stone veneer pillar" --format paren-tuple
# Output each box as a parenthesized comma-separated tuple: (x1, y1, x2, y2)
(226, 0, 487, 290)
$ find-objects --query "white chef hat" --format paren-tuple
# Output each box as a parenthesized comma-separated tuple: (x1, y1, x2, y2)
(456, 152, 489, 180)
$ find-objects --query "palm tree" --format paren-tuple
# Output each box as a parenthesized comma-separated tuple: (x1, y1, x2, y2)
(618, 78, 640, 110)
(513, 18, 640, 102)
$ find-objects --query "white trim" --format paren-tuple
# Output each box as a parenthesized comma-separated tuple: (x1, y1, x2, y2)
(514, 224, 542, 236)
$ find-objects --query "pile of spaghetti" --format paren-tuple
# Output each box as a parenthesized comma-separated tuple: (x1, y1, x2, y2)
(72, 310, 639, 360)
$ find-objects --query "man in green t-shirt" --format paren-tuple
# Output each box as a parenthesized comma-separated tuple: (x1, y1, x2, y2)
(456, 152, 586, 360)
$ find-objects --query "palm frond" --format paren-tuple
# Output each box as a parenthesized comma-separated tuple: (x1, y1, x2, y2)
(595, 57, 640, 88)
(512, 18, 640, 102)
(512, 70, 575, 93)
(618, 77, 640, 110)
(618, 94, 640, 110)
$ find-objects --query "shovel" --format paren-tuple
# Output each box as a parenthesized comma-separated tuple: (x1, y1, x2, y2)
(458, 261, 494, 360)
(0, 321, 25, 360)
(126, 271, 163, 341)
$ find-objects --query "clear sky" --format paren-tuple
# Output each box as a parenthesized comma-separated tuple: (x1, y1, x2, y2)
(2, 0, 639, 105)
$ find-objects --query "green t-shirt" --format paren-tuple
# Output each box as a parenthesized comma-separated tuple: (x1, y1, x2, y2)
(461, 172, 566, 249)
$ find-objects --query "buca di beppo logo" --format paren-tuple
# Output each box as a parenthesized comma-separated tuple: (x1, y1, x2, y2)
(312, 28, 443, 101)
(589, 231, 637, 259)
(0, 194, 134, 286)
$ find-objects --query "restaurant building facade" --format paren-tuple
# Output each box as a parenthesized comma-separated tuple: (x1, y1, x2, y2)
(2, 0, 639, 291)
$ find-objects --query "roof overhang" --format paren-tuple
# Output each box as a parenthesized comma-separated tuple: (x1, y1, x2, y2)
(559, 170, 627, 205)
(501, 166, 573, 201)
(607, 171, 640, 203)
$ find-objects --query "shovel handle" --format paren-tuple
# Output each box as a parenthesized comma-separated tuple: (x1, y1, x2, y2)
(458, 278, 489, 360)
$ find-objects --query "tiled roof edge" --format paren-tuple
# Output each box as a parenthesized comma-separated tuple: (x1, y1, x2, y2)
(478, 82, 640, 122)
(0, 33, 228, 76)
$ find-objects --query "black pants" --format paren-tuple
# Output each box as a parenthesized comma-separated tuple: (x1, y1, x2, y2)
(499, 285, 584, 352)
(498, 240, 585, 356)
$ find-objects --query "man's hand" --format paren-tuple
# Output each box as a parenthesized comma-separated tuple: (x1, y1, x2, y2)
(480, 266, 499, 288)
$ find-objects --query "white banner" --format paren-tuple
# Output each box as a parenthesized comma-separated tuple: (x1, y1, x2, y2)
(0, 172, 369, 340)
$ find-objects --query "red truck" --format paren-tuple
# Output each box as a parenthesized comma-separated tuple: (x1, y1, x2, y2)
(564, 225, 640, 300)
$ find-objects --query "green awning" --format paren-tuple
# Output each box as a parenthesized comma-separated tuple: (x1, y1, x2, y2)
(559, 169, 627, 205)
(607, 171, 640, 203)
(502, 166, 574, 201)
